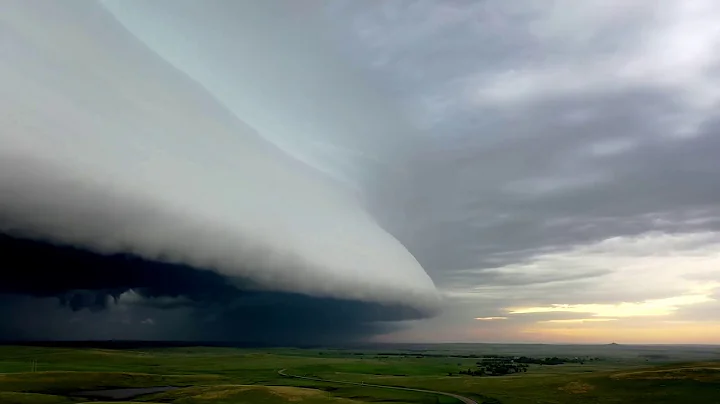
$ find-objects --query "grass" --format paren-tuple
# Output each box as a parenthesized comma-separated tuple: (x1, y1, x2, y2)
(0, 371, 223, 395)
(139, 385, 369, 404)
(0, 392, 76, 404)
(0, 345, 718, 403)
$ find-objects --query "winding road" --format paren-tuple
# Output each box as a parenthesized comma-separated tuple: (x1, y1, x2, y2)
(278, 369, 478, 404)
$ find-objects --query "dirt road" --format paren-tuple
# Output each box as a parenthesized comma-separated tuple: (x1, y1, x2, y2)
(278, 369, 478, 404)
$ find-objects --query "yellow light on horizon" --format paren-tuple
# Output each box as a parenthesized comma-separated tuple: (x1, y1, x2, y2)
(540, 318, 618, 324)
(521, 321, 720, 344)
(508, 293, 714, 318)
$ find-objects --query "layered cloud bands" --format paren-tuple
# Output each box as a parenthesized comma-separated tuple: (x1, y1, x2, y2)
(0, 1, 439, 343)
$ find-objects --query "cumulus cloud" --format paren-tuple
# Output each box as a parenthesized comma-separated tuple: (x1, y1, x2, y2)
(0, 0, 439, 343)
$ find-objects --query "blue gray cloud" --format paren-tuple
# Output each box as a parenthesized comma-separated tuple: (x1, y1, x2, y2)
(2, 0, 720, 343)
(0, 0, 439, 343)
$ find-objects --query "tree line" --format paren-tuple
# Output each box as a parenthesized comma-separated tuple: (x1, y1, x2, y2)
(448, 355, 601, 377)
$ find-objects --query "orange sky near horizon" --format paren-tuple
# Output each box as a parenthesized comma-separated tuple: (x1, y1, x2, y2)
(375, 319, 720, 345)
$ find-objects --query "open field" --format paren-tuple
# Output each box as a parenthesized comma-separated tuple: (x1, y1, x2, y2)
(0, 343, 718, 404)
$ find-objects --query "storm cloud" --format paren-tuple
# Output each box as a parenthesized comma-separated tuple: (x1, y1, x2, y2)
(0, 0, 439, 344)
(2, 0, 720, 344)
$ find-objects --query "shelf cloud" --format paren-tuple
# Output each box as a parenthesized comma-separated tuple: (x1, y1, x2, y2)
(0, 0, 439, 343)
(3, 0, 720, 345)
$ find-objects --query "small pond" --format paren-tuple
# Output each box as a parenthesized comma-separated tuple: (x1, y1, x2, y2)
(73, 386, 180, 400)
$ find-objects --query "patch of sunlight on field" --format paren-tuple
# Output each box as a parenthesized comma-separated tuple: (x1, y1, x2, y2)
(557, 381, 595, 394)
(141, 384, 367, 404)
(612, 365, 720, 382)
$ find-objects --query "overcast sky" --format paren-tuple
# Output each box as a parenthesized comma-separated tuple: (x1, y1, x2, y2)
(2, 0, 720, 344)
(342, 0, 720, 344)
(353, 0, 720, 344)
(102, 0, 720, 344)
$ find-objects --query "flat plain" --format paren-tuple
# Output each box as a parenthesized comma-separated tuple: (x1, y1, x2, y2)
(0, 343, 718, 404)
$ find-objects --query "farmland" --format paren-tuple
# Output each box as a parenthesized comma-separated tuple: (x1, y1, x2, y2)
(0, 343, 718, 404)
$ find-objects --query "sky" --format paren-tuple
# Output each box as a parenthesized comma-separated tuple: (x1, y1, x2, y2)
(1, 0, 720, 344)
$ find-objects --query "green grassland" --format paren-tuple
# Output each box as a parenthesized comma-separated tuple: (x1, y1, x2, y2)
(0, 344, 718, 404)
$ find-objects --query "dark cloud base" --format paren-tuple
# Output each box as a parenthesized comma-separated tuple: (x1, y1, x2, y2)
(0, 234, 422, 345)
(0, 234, 240, 310)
